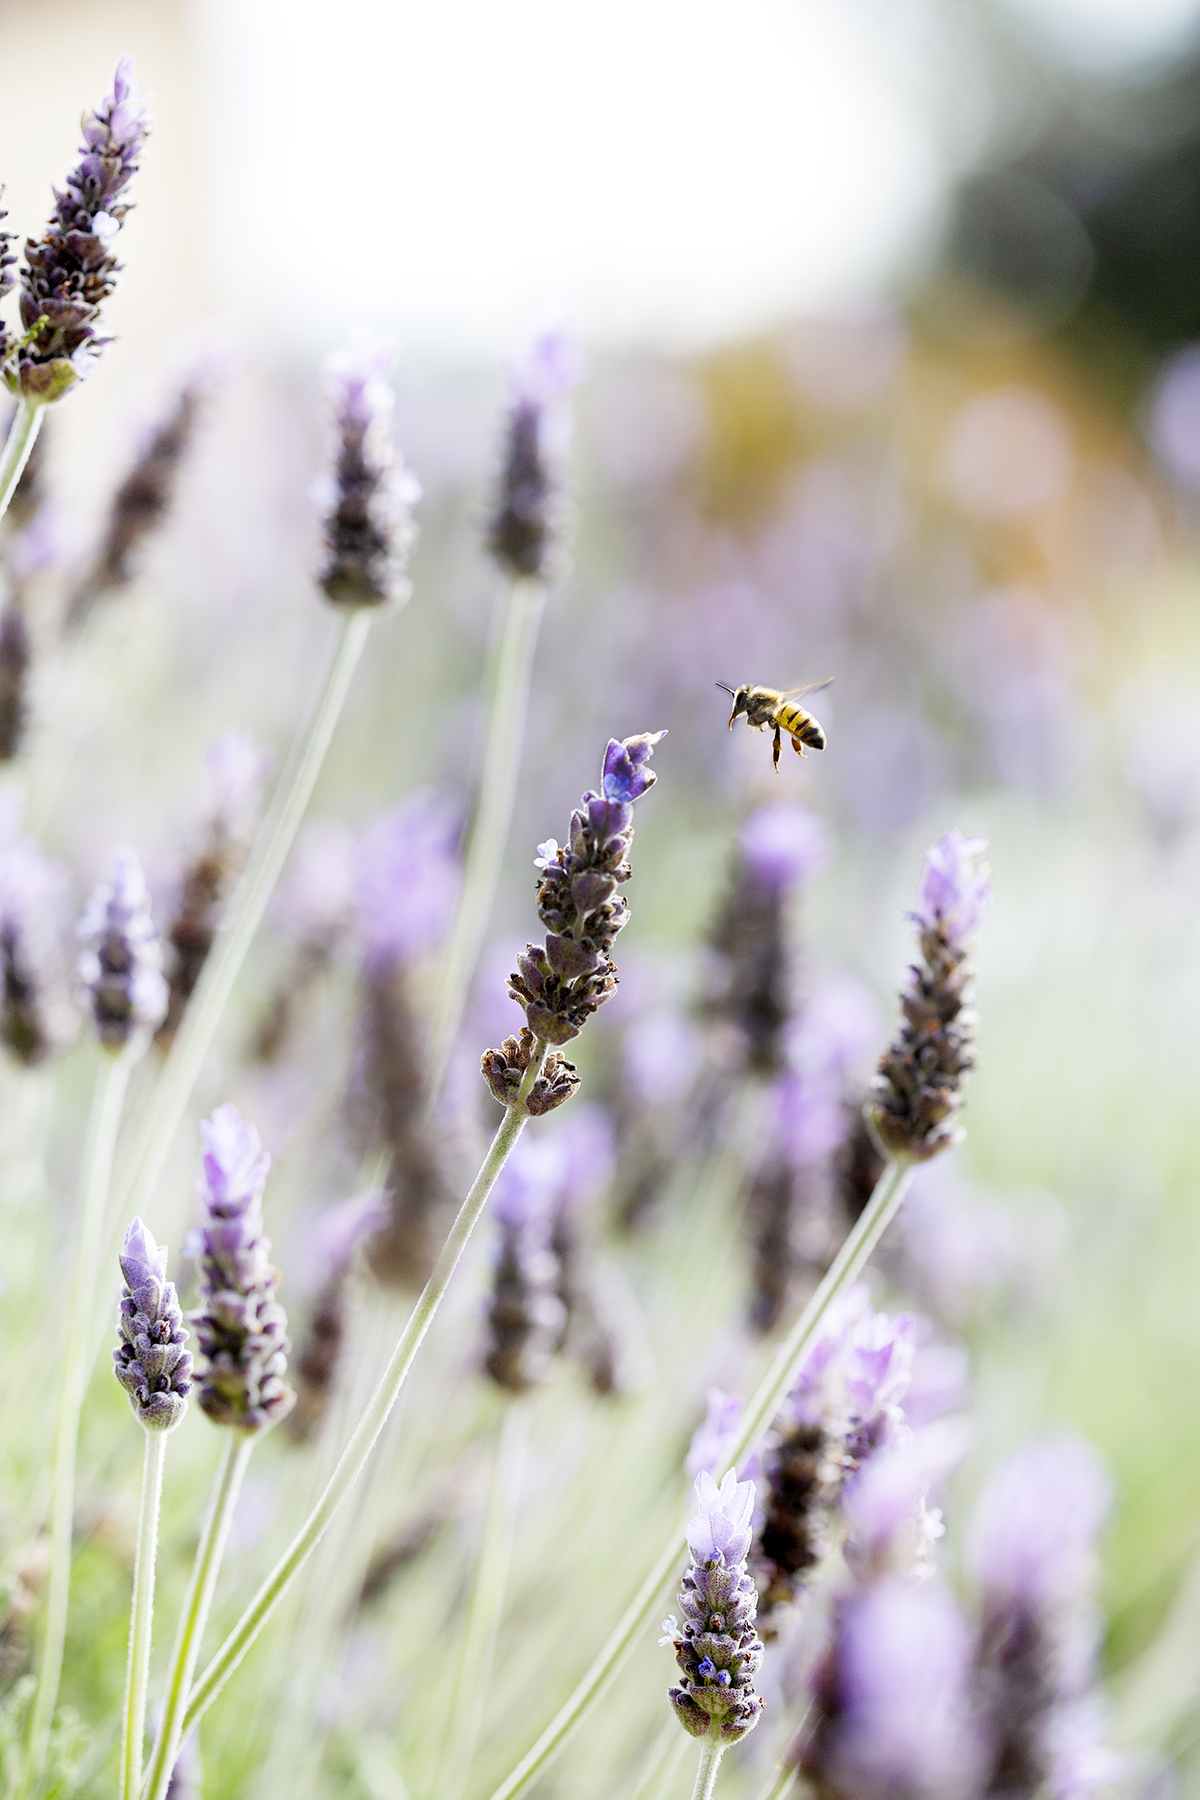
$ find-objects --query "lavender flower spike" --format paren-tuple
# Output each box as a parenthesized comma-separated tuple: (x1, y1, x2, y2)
(483, 731, 665, 1114)
(869, 831, 990, 1162)
(76, 847, 169, 1055)
(11, 56, 150, 402)
(666, 1470, 766, 1743)
(318, 342, 419, 609)
(113, 1219, 192, 1433)
(188, 1105, 294, 1433)
(488, 328, 581, 581)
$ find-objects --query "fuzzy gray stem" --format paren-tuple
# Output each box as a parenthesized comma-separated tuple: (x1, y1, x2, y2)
(426, 575, 546, 1104)
(690, 1731, 726, 1800)
(23, 1051, 131, 1792)
(121, 1428, 168, 1800)
(0, 397, 44, 526)
(484, 1157, 914, 1800)
(179, 1051, 548, 1735)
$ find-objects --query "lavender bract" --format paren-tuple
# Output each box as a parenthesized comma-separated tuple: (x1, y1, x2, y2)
(318, 343, 419, 609)
(75, 847, 168, 1055)
(488, 329, 580, 581)
(12, 56, 150, 402)
(113, 1219, 192, 1434)
(188, 1105, 294, 1433)
(483, 730, 665, 1113)
(665, 1471, 765, 1743)
(870, 831, 990, 1162)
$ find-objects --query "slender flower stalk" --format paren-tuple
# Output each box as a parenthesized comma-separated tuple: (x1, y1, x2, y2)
(426, 331, 580, 1102)
(179, 1057, 545, 1737)
(23, 851, 167, 1793)
(142, 1436, 252, 1800)
(114, 348, 418, 1236)
(0, 400, 46, 529)
(110, 1219, 190, 1800)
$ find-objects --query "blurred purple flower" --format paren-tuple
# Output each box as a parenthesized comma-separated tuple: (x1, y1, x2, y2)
(602, 730, 666, 803)
(0, 831, 74, 1065)
(817, 1578, 982, 1800)
(687, 1389, 746, 1481)
(204, 730, 272, 843)
(318, 341, 420, 609)
(313, 1187, 389, 1280)
(275, 817, 357, 942)
(548, 1103, 615, 1211)
(354, 791, 460, 972)
(488, 328, 582, 581)
(914, 831, 991, 945)
(842, 1419, 969, 1583)
(740, 800, 830, 894)
(621, 1005, 702, 1108)
(969, 1435, 1110, 1609)
(489, 1134, 567, 1232)
(76, 846, 168, 1053)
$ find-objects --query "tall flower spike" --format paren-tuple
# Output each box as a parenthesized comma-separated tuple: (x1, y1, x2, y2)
(487, 328, 581, 581)
(869, 831, 990, 1162)
(113, 1219, 192, 1433)
(318, 342, 419, 609)
(188, 1105, 294, 1432)
(666, 1471, 766, 1743)
(67, 372, 207, 629)
(75, 846, 168, 1055)
(0, 833, 74, 1066)
(12, 56, 150, 401)
(482, 730, 665, 1114)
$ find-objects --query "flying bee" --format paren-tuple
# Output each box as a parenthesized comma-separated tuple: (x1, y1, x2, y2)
(717, 680, 833, 771)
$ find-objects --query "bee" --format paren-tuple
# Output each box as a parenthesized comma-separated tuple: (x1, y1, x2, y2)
(717, 680, 832, 771)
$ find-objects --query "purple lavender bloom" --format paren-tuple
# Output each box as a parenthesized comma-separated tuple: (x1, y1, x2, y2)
(75, 847, 168, 1054)
(914, 830, 992, 944)
(0, 832, 74, 1065)
(354, 791, 461, 973)
(488, 327, 581, 581)
(113, 1218, 192, 1434)
(841, 1419, 969, 1584)
(802, 1578, 982, 1800)
(318, 341, 419, 609)
(188, 1104, 294, 1432)
(13, 57, 150, 400)
(203, 729, 271, 844)
(870, 832, 990, 1162)
(602, 731, 666, 804)
(668, 1471, 766, 1742)
(969, 1436, 1112, 1800)
(740, 801, 831, 894)
(687, 1390, 746, 1481)
(484, 730, 665, 1113)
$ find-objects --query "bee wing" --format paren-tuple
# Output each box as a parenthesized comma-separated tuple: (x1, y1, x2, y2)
(778, 678, 833, 700)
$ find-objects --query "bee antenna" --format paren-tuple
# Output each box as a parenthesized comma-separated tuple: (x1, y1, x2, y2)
(715, 682, 735, 696)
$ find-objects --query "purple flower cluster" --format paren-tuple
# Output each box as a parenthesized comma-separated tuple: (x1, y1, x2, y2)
(12, 56, 150, 400)
(665, 1471, 766, 1743)
(318, 343, 419, 609)
(188, 1105, 293, 1433)
(354, 791, 461, 974)
(488, 329, 581, 581)
(870, 831, 990, 1162)
(483, 1137, 569, 1394)
(483, 732, 664, 1115)
(113, 1219, 192, 1434)
(75, 847, 168, 1055)
(0, 831, 73, 1066)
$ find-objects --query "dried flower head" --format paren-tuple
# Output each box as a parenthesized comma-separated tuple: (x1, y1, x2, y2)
(491, 731, 664, 1079)
(12, 56, 150, 401)
(113, 1218, 192, 1434)
(666, 1471, 766, 1743)
(487, 328, 581, 581)
(75, 846, 168, 1055)
(870, 831, 990, 1162)
(188, 1104, 294, 1433)
(318, 342, 419, 609)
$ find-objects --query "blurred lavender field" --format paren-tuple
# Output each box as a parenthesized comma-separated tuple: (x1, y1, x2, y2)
(4, 3, 1200, 1798)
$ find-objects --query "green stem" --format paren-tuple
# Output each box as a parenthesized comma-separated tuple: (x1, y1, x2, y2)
(23, 1052, 131, 1791)
(425, 576, 546, 1105)
(112, 606, 372, 1234)
(749, 1753, 802, 1800)
(121, 1428, 169, 1800)
(689, 1731, 725, 1800)
(484, 1157, 914, 1800)
(179, 1054, 548, 1737)
(0, 397, 44, 526)
(438, 1401, 528, 1800)
(141, 1435, 252, 1800)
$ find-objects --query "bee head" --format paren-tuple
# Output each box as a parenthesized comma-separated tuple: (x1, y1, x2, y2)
(716, 682, 750, 728)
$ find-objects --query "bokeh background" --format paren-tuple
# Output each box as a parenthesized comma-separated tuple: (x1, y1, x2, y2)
(4, 0, 1200, 1794)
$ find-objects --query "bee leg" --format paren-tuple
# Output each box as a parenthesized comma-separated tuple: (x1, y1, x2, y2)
(791, 735, 806, 758)
(773, 727, 781, 771)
